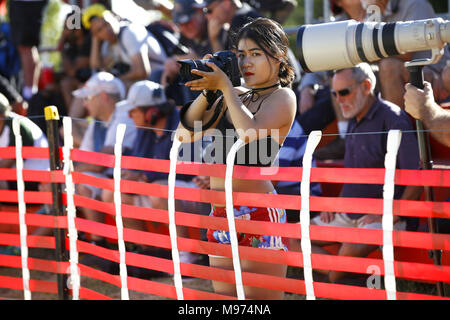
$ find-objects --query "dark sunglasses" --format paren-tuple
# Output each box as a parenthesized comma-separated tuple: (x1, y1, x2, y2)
(331, 83, 358, 98)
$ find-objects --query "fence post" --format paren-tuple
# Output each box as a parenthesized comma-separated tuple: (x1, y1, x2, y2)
(44, 106, 69, 300)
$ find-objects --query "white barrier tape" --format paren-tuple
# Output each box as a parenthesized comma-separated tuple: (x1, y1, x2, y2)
(168, 137, 184, 300)
(383, 130, 402, 300)
(113, 124, 129, 300)
(12, 118, 31, 300)
(225, 138, 246, 300)
(300, 130, 322, 301)
(62, 117, 80, 300)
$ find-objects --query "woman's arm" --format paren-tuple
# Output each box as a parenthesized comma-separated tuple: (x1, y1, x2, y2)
(176, 89, 225, 143)
(186, 62, 296, 142)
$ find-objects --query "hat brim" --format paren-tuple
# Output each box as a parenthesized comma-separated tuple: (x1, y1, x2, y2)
(72, 87, 93, 98)
(116, 100, 137, 113)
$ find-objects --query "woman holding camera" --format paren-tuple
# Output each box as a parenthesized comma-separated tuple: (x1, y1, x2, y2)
(176, 18, 296, 299)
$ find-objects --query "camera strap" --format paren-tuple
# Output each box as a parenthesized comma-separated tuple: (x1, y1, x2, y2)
(180, 95, 224, 132)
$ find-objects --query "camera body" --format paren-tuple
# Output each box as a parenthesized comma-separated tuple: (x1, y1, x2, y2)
(178, 51, 241, 87)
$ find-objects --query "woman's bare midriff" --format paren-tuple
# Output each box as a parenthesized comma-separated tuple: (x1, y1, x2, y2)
(210, 176, 275, 207)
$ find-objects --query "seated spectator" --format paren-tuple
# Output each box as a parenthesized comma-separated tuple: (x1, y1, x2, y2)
(274, 119, 322, 206)
(72, 72, 137, 248)
(200, 0, 262, 52)
(272, 119, 322, 249)
(58, 9, 92, 116)
(82, 4, 167, 86)
(242, 0, 297, 25)
(297, 71, 349, 160)
(296, 0, 368, 160)
(0, 92, 49, 191)
(161, 0, 213, 97)
(101, 80, 210, 277)
(308, 63, 423, 284)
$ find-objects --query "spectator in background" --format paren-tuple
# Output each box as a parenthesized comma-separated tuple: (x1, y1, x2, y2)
(161, 0, 212, 89)
(82, 4, 167, 86)
(309, 64, 422, 284)
(101, 80, 210, 277)
(72, 72, 137, 248)
(8, 0, 48, 101)
(273, 119, 322, 251)
(0, 92, 49, 191)
(201, 0, 262, 52)
(56, 10, 92, 148)
(58, 9, 92, 115)
(295, 0, 367, 160)
(242, 0, 297, 25)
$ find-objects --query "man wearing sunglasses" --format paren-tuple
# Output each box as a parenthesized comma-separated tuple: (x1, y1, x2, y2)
(308, 63, 423, 284)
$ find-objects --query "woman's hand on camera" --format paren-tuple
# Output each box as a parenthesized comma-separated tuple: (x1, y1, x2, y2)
(185, 60, 229, 92)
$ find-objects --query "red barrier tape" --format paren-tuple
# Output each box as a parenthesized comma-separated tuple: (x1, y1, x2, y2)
(67, 171, 450, 217)
(0, 275, 57, 294)
(0, 233, 55, 249)
(0, 190, 52, 204)
(70, 148, 450, 186)
(0, 147, 49, 159)
(2, 147, 450, 187)
(2, 146, 450, 300)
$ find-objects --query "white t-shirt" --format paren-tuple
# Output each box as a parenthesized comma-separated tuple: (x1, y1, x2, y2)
(102, 22, 167, 76)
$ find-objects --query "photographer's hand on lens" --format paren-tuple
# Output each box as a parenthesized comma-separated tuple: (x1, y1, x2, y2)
(404, 81, 435, 120)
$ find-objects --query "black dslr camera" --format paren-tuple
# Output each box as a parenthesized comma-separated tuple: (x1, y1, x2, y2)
(177, 51, 241, 87)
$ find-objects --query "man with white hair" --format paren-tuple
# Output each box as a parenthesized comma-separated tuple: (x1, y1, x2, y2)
(308, 63, 423, 284)
(72, 72, 137, 249)
(0, 93, 49, 191)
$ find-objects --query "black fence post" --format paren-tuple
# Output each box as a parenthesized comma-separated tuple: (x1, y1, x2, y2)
(44, 106, 69, 300)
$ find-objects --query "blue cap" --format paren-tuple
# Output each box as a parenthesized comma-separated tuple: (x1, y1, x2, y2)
(173, 0, 204, 24)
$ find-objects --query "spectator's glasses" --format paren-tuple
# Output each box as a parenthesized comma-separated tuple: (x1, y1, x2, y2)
(331, 83, 358, 98)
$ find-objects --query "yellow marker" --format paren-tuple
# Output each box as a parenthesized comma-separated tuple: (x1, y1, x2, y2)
(44, 106, 60, 121)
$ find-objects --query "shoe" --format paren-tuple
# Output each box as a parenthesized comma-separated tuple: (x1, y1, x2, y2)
(126, 246, 172, 279)
(314, 137, 345, 160)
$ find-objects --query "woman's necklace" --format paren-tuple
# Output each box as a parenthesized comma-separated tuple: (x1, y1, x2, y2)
(239, 82, 281, 105)
(239, 82, 280, 115)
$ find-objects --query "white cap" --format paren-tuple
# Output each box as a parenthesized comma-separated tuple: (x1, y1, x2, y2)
(117, 80, 167, 113)
(72, 72, 126, 100)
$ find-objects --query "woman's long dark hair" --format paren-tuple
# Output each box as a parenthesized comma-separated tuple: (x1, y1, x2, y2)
(232, 17, 295, 88)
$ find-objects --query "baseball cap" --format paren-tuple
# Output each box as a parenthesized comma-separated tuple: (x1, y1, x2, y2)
(173, 0, 204, 24)
(72, 72, 126, 100)
(117, 80, 167, 113)
(82, 4, 108, 30)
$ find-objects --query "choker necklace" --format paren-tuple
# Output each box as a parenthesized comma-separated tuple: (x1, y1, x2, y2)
(239, 82, 280, 104)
